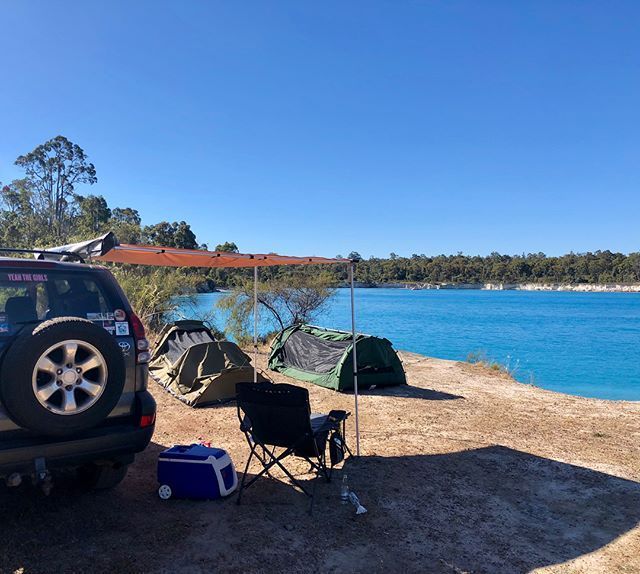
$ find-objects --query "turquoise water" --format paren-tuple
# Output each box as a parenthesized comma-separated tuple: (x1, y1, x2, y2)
(177, 289, 640, 401)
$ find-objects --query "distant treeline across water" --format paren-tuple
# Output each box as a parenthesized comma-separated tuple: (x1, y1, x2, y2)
(329, 251, 640, 286)
(201, 250, 640, 290)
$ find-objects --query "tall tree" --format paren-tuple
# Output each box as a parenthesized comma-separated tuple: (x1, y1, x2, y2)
(0, 179, 43, 247)
(75, 195, 111, 236)
(15, 136, 97, 238)
(215, 241, 239, 253)
(142, 221, 198, 249)
(110, 207, 142, 244)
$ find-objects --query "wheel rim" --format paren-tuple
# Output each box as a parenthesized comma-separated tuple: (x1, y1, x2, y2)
(159, 485, 172, 499)
(31, 340, 109, 416)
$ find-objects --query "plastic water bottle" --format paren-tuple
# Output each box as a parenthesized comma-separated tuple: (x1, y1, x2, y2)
(340, 474, 349, 504)
(348, 491, 368, 515)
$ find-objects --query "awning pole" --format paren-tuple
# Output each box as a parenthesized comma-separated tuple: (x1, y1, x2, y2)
(253, 265, 258, 383)
(349, 261, 360, 456)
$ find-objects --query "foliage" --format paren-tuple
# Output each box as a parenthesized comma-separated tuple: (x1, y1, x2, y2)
(217, 272, 337, 344)
(215, 241, 239, 253)
(466, 350, 519, 377)
(0, 179, 43, 248)
(141, 221, 199, 249)
(75, 195, 112, 236)
(0, 136, 202, 330)
(110, 207, 142, 244)
(14, 136, 97, 239)
(318, 251, 640, 286)
(110, 266, 199, 331)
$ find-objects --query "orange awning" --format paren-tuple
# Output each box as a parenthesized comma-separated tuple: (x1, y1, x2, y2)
(95, 243, 350, 268)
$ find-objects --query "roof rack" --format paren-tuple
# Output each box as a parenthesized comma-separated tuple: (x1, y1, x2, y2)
(0, 248, 86, 264)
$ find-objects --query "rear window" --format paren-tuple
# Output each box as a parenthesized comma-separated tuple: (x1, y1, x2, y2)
(0, 270, 116, 337)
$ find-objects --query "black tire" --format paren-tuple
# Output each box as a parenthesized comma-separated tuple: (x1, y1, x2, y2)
(77, 462, 129, 490)
(0, 317, 126, 436)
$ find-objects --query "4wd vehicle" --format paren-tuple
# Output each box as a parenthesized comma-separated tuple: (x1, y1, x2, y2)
(0, 253, 156, 491)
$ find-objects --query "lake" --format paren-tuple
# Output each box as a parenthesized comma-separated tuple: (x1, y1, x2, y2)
(177, 288, 640, 401)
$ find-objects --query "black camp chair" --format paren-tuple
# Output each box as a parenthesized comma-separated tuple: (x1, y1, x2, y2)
(236, 382, 350, 513)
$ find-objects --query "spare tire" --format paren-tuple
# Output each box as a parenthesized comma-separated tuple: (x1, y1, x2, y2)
(0, 317, 126, 436)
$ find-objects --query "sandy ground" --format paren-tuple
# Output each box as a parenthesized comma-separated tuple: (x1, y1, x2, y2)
(1, 351, 639, 574)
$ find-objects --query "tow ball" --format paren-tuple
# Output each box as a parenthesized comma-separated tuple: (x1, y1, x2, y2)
(33, 457, 53, 496)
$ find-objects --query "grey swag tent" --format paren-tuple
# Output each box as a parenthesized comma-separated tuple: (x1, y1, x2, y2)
(150, 321, 269, 407)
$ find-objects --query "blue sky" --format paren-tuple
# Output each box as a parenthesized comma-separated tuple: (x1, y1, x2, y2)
(1, 1, 638, 258)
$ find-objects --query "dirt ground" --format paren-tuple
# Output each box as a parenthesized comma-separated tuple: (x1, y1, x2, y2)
(2, 351, 640, 574)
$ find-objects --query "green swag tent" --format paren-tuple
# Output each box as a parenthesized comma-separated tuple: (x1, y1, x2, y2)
(269, 324, 406, 391)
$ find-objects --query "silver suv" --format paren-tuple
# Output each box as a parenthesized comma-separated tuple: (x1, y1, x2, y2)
(0, 255, 156, 491)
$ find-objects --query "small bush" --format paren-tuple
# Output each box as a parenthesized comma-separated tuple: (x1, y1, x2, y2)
(466, 350, 518, 376)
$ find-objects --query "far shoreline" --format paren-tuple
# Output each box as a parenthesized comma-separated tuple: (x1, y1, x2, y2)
(347, 282, 640, 293)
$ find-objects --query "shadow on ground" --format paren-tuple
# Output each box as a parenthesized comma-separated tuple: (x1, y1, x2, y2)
(339, 446, 640, 573)
(359, 385, 463, 401)
(1, 443, 638, 573)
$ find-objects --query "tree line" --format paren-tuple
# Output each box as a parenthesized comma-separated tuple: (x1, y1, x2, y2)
(330, 251, 640, 286)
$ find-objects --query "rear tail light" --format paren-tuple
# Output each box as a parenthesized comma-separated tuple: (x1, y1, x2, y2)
(130, 312, 150, 364)
(139, 413, 156, 428)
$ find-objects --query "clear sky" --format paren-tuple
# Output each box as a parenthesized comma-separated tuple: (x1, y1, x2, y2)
(1, 1, 638, 258)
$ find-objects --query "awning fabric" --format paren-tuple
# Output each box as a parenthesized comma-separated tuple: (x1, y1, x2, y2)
(37, 232, 349, 268)
(96, 244, 349, 268)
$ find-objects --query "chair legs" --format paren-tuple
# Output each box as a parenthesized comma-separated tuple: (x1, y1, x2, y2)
(237, 444, 333, 514)
(236, 447, 255, 506)
(237, 427, 348, 514)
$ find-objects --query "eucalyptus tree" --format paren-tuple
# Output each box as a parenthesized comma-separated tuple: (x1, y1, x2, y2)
(15, 135, 97, 239)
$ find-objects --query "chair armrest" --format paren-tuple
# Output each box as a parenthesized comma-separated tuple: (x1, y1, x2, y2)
(328, 410, 350, 424)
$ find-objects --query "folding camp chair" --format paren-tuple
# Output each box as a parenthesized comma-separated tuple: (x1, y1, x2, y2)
(236, 382, 350, 513)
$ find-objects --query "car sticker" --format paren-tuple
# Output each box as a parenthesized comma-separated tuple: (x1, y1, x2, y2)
(0, 313, 9, 334)
(5, 272, 49, 282)
(102, 320, 116, 335)
(86, 312, 114, 321)
(115, 322, 130, 336)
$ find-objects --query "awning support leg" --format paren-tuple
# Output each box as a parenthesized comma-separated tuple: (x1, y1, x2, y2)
(253, 266, 258, 383)
(349, 261, 360, 456)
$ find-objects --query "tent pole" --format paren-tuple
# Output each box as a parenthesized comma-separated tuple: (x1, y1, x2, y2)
(349, 261, 360, 457)
(253, 265, 258, 383)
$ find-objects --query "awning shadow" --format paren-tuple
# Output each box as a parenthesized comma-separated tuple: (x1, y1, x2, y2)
(2, 442, 638, 573)
(341, 446, 640, 573)
(358, 385, 463, 400)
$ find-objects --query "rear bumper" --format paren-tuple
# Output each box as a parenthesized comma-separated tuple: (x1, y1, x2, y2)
(0, 391, 156, 478)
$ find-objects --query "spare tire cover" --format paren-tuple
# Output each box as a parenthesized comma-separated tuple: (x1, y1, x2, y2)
(0, 317, 126, 436)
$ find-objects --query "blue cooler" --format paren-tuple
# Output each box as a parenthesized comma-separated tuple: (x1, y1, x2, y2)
(157, 444, 238, 500)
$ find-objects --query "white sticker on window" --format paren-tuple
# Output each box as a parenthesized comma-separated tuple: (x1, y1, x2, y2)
(115, 322, 130, 336)
(87, 312, 114, 322)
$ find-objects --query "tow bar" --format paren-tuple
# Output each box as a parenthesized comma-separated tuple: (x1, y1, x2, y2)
(33, 457, 53, 495)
